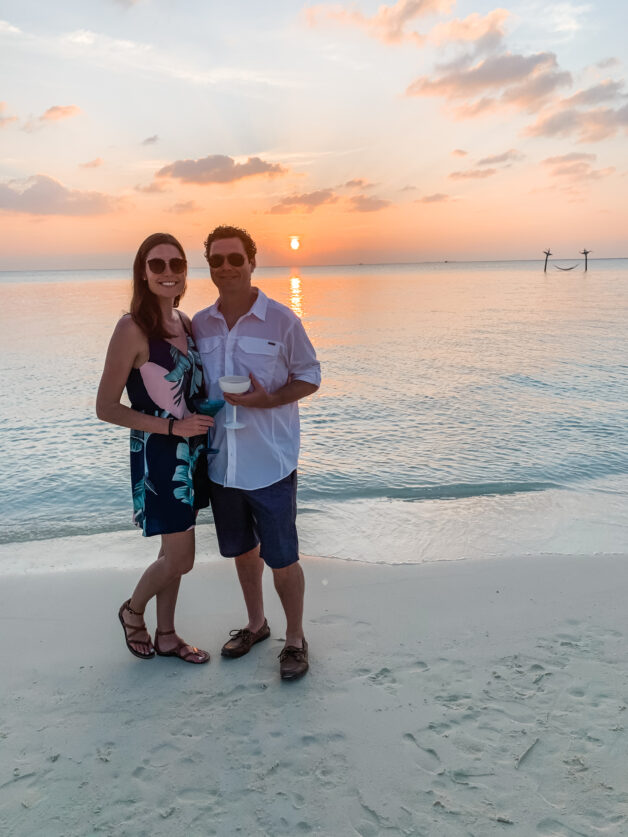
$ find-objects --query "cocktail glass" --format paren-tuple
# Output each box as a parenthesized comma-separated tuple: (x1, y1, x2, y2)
(193, 398, 225, 453)
(219, 375, 251, 429)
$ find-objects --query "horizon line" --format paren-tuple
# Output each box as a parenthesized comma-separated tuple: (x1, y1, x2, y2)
(2, 256, 627, 273)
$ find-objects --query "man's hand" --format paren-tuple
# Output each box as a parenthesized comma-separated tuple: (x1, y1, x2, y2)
(223, 374, 276, 408)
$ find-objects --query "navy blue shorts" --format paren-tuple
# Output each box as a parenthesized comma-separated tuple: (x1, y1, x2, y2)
(208, 471, 299, 569)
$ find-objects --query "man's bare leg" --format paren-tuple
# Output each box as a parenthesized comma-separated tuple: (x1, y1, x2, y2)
(234, 545, 266, 632)
(272, 562, 305, 648)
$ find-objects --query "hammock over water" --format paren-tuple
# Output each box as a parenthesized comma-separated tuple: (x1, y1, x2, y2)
(554, 264, 578, 271)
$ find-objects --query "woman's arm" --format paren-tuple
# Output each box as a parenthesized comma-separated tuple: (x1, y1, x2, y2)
(96, 316, 213, 437)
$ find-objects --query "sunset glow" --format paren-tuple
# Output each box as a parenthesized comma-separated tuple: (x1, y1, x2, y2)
(0, 1, 626, 268)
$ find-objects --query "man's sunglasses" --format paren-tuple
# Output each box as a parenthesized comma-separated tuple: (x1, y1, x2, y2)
(147, 257, 187, 274)
(208, 253, 246, 269)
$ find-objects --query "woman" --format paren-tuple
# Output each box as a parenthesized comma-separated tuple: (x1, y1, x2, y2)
(96, 232, 213, 664)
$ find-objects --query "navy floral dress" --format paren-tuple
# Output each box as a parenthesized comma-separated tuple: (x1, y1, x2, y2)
(125, 327, 209, 537)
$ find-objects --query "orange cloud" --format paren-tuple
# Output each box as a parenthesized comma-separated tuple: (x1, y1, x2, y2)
(269, 189, 338, 214)
(157, 154, 287, 184)
(477, 148, 524, 166)
(348, 194, 391, 212)
(542, 153, 615, 181)
(451, 148, 468, 156)
(306, 0, 454, 45)
(449, 168, 496, 179)
(343, 178, 376, 189)
(134, 181, 167, 193)
(79, 158, 104, 168)
(0, 101, 18, 128)
(416, 193, 451, 202)
(430, 9, 509, 52)
(169, 200, 200, 214)
(40, 105, 81, 122)
(0, 174, 120, 215)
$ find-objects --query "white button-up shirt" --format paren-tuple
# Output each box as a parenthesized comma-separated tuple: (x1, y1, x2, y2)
(192, 289, 321, 490)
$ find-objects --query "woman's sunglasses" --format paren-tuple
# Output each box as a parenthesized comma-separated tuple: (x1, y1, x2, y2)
(208, 253, 246, 269)
(147, 257, 187, 274)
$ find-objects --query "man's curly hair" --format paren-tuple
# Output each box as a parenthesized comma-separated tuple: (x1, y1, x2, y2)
(203, 225, 257, 263)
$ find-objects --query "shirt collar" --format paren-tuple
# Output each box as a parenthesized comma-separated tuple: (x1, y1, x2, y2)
(207, 288, 268, 322)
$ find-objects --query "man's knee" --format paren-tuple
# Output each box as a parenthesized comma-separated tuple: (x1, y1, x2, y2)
(235, 545, 261, 562)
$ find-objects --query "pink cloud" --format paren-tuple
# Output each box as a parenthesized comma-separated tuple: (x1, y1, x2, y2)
(269, 189, 338, 214)
(477, 148, 524, 166)
(407, 51, 571, 116)
(562, 79, 625, 107)
(40, 105, 81, 122)
(306, 0, 454, 45)
(0, 174, 120, 215)
(79, 158, 104, 169)
(430, 9, 509, 53)
(451, 148, 468, 157)
(157, 154, 288, 184)
(527, 103, 628, 142)
(449, 168, 496, 179)
(541, 153, 615, 181)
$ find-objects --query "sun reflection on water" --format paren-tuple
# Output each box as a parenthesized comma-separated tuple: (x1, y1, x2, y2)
(289, 275, 304, 318)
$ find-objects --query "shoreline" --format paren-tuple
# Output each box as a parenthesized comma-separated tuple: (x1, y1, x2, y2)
(2, 551, 627, 835)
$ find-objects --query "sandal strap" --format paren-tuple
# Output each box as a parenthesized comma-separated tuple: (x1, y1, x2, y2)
(155, 629, 176, 636)
(123, 599, 145, 617)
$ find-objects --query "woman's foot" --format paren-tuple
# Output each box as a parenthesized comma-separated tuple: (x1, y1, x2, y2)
(154, 629, 210, 664)
(118, 599, 155, 659)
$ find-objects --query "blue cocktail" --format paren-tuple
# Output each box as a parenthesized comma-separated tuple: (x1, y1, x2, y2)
(193, 398, 225, 453)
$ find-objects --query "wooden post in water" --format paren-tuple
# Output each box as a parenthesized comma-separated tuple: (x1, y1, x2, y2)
(543, 249, 552, 272)
(580, 248, 591, 271)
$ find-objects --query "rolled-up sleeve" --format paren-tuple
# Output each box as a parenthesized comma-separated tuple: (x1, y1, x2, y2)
(286, 319, 321, 387)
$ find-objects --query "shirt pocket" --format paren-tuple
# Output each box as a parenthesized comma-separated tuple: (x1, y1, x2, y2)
(236, 336, 284, 388)
(196, 336, 223, 383)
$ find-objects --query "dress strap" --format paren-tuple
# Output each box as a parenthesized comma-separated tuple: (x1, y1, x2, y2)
(177, 309, 191, 337)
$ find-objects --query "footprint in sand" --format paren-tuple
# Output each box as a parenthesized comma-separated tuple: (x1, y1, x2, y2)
(537, 818, 591, 836)
(402, 732, 441, 773)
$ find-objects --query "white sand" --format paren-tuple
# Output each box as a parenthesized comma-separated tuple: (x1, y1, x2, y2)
(1, 542, 627, 836)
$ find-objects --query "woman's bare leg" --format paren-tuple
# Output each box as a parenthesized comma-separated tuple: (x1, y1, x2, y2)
(121, 531, 196, 656)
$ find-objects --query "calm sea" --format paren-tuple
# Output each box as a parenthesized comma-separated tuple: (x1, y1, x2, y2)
(2, 259, 628, 569)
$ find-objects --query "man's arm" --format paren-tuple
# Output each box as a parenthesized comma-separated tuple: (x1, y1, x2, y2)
(224, 374, 317, 409)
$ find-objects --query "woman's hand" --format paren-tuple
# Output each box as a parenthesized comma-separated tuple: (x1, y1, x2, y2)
(172, 414, 214, 437)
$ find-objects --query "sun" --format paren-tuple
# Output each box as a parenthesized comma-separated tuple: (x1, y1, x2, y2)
(290, 236, 300, 251)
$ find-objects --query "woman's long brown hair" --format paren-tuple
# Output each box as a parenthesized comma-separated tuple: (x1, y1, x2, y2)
(130, 232, 187, 339)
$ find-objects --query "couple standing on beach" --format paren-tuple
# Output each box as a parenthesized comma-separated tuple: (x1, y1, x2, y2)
(96, 225, 320, 681)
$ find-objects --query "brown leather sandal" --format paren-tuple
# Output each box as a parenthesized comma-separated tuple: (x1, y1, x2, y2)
(118, 599, 155, 660)
(154, 629, 210, 664)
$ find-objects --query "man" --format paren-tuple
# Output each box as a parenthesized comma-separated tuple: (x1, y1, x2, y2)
(192, 225, 320, 681)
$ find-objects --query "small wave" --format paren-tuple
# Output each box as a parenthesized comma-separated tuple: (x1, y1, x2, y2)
(301, 480, 561, 504)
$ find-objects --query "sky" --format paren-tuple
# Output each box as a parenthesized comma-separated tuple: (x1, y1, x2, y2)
(1, 0, 627, 267)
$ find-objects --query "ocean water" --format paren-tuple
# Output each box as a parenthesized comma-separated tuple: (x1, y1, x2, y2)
(2, 258, 628, 569)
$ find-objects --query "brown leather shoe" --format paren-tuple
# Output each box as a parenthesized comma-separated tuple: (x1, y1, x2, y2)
(221, 619, 271, 658)
(279, 638, 309, 681)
